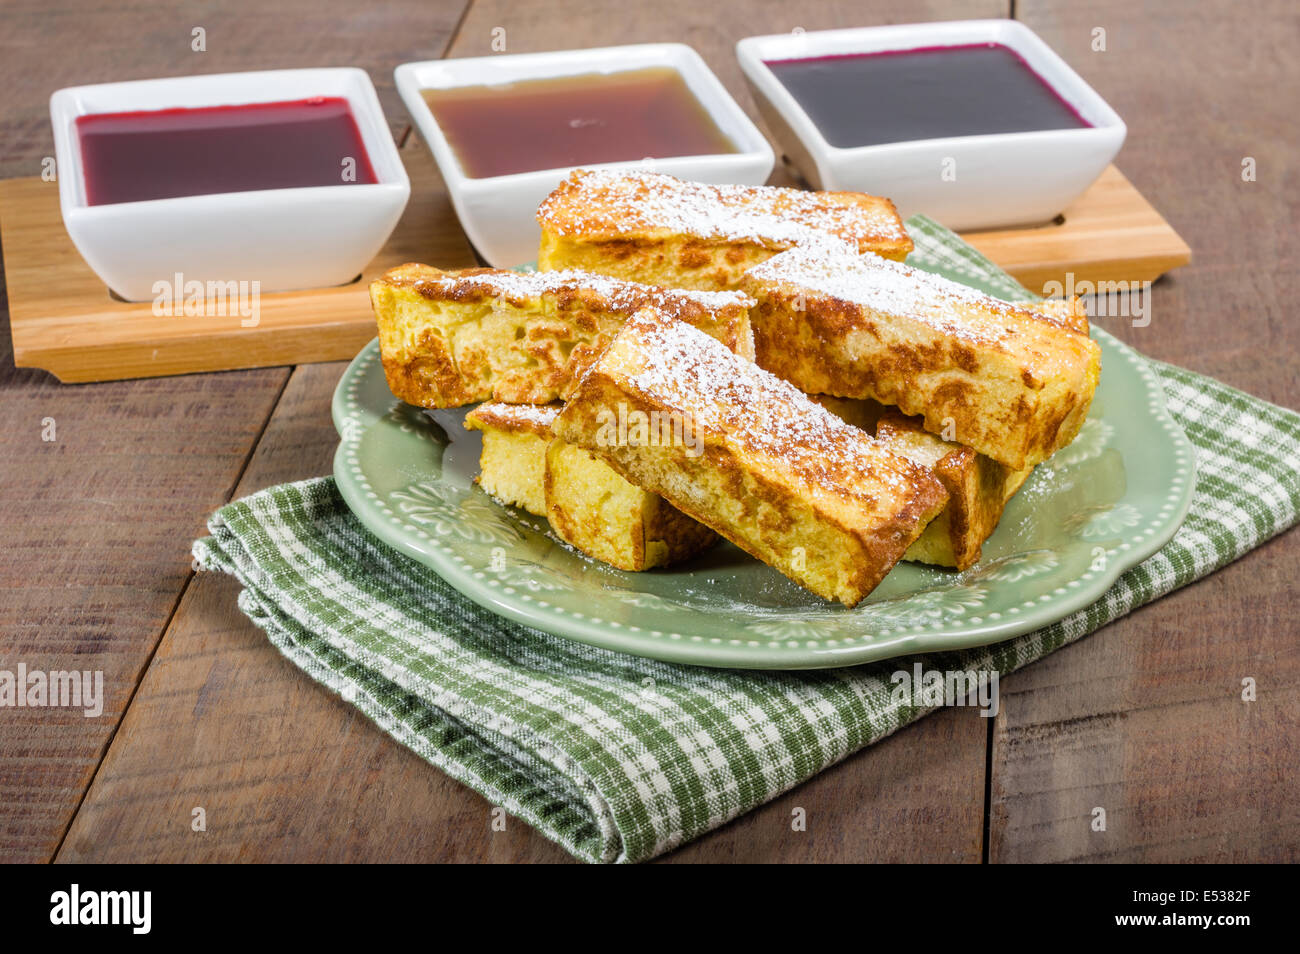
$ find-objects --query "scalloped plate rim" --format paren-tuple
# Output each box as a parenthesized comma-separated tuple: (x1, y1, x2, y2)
(330, 325, 1196, 670)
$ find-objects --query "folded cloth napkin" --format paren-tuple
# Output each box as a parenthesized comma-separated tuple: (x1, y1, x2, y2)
(194, 221, 1300, 863)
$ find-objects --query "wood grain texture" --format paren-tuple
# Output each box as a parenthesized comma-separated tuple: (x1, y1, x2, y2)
(961, 165, 1189, 292)
(1016, 0, 1299, 408)
(60, 364, 572, 863)
(54, 0, 1000, 864)
(987, 0, 1300, 862)
(0, 0, 472, 863)
(0, 0, 469, 179)
(12, 0, 1300, 865)
(2, 144, 475, 383)
(990, 533, 1300, 862)
(0, 292, 290, 862)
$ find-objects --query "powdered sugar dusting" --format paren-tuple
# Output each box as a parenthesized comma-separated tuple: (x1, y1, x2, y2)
(472, 401, 561, 428)
(400, 266, 753, 319)
(746, 242, 1060, 348)
(537, 168, 910, 249)
(618, 309, 942, 508)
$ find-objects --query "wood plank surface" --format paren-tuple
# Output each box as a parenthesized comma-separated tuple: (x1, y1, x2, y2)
(53, 0, 1001, 863)
(0, 0, 471, 863)
(6, 0, 1298, 865)
(59, 364, 579, 863)
(0, 300, 289, 863)
(0, 0, 467, 179)
(986, 0, 1300, 863)
(989, 532, 1300, 862)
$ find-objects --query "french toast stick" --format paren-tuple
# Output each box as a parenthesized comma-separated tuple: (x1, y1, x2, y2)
(544, 438, 716, 571)
(743, 242, 1101, 470)
(463, 402, 560, 517)
(874, 408, 1032, 570)
(811, 395, 1034, 566)
(536, 168, 912, 292)
(371, 264, 754, 408)
(812, 396, 1032, 569)
(553, 308, 949, 606)
(463, 402, 715, 571)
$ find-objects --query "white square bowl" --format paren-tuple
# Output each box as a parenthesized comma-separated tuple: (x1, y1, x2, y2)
(396, 44, 775, 268)
(50, 68, 410, 301)
(737, 20, 1126, 230)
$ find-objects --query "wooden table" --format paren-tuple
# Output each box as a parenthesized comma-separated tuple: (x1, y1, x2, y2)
(2, 0, 1296, 864)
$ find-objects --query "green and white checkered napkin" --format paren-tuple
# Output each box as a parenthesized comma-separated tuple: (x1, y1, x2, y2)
(194, 220, 1300, 863)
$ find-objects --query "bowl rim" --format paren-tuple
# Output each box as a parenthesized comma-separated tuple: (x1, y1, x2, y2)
(736, 19, 1127, 162)
(394, 42, 776, 192)
(49, 67, 410, 218)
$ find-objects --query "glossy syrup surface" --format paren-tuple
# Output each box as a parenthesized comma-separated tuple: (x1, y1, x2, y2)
(77, 96, 378, 205)
(422, 67, 737, 179)
(765, 43, 1092, 148)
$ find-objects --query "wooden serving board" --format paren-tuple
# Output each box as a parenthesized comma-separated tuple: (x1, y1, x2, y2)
(2, 149, 1188, 384)
(960, 164, 1191, 293)
(0, 144, 477, 384)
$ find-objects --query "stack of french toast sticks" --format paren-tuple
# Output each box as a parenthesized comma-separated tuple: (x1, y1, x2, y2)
(368, 169, 1102, 607)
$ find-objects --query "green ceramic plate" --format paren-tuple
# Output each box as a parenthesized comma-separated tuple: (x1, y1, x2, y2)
(332, 322, 1194, 670)
(334, 229, 1195, 670)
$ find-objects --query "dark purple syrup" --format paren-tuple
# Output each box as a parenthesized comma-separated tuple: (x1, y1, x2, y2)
(765, 43, 1091, 148)
(77, 96, 378, 206)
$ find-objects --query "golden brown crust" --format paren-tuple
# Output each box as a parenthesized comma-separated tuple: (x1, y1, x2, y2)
(553, 308, 949, 606)
(536, 169, 912, 291)
(806, 394, 888, 435)
(539, 231, 785, 293)
(544, 438, 715, 571)
(872, 408, 1034, 570)
(464, 401, 562, 440)
(537, 169, 912, 252)
(1034, 296, 1090, 336)
(370, 264, 755, 408)
(743, 244, 1102, 470)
